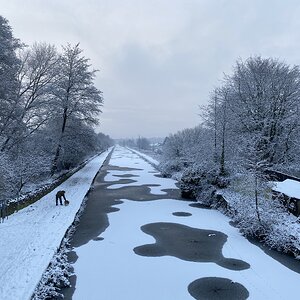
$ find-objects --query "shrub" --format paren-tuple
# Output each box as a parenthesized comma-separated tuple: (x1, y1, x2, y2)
(179, 165, 230, 200)
(159, 159, 185, 178)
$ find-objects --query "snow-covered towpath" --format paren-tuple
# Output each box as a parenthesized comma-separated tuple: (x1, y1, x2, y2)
(68, 146, 300, 300)
(0, 149, 111, 300)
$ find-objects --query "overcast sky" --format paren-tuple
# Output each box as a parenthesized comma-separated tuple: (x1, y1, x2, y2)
(1, 0, 300, 139)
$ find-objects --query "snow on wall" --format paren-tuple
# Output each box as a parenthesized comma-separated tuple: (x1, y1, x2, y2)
(271, 179, 300, 199)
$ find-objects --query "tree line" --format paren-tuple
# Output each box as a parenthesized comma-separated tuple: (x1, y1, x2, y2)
(0, 16, 113, 203)
(120, 137, 151, 150)
(160, 56, 300, 255)
(162, 56, 300, 178)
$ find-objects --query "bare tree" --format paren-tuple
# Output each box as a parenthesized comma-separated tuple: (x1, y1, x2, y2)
(227, 56, 300, 168)
(0, 16, 22, 150)
(217, 87, 229, 175)
(1, 43, 59, 151)
(202, 86, 232, 175)
(222, 56, 300, 224)
(51, 43, 103, 175)
(136, 136, 151, 150)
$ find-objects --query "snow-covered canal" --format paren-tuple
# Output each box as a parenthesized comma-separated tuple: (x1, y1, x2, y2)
(68, 146, 300, 300)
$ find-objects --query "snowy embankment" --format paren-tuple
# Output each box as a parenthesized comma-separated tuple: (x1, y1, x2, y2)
(135, 148, 300, 256)
(126, 147, 159, 166)
(0, 148, 112, 300)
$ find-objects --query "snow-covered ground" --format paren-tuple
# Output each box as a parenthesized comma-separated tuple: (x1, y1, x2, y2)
(0, 149, 111, 300)
(126, 147, 160, 166)
(72, 146, 300, 300)
(271, 179, 300, 199)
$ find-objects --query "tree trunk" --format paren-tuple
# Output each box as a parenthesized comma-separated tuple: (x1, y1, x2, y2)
(51, 108, 68, 176)
(255, 175, 262, 224)
(214, 95, 218, 163)
(1, 137, 11, 152)
(220, 137, 225, 175)
(220, 99, 227, 175)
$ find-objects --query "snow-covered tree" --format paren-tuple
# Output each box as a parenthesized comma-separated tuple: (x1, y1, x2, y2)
(202, 86, 233, 175)
(160, 55, 300, 253)
(160, 126, 214, 177)
(0, 15, 22, 150)
(226, 56, 300, 169)
(51, 43, 103, 174)
(136, 136, 151, 150)
(97, 132, 114, 150)
(201, 57, 300, 224)
(1, 43, 59, 151)
(0, 16, 111, 217)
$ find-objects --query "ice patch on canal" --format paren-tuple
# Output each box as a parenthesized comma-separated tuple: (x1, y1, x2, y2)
(72, 146, 300, 300)
(105, 147, 177, 195)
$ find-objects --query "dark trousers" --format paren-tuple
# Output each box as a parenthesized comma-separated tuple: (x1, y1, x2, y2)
(56, 195, 66, 205)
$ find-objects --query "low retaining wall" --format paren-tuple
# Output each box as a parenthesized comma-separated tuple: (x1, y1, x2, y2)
(1, 151, 107, 220)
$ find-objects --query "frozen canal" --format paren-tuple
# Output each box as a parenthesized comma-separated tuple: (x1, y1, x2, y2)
(64, 146, 300, 300)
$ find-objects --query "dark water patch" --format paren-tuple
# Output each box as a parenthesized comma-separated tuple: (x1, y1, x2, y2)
(217, 258, 251, 270)
(94, 173, 138, 186)
(93, 237, 104, 241)
(154, 173, 165, 179)
(62, 271, 76, 299)
(107, 165, 143, 172)
(106, 205, 121, 213)
(61, 251, 78, 298)
(61, 158, 184, 299)
(135, 243, 166, 256)
(227, 221, 300, 274)
(229, 220, 238, 227)
(188, 277, 249, 300)
(99, 184, 182, 201)
(113, 174, 139, 178)
(147, 184, 161, 187)
(172, 212, 192, 217)
(67, 250, 78, 264)
(246, 236, 300, 274)
(189, 202, 211, 209)
(69, 175, 182, 248)
(104, 177, 137, 187)
(69, 191, 122, 249)
(134, 222, 250, 270)
(153, 173, 181, 189)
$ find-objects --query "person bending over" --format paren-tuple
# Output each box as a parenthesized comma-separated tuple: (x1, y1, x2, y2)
(56, 190, 67, 206)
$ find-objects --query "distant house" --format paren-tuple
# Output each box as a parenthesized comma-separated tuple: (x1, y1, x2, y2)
(271, 179, 300, 216)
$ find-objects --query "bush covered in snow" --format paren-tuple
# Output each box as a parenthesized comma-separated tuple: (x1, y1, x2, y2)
(265, 219, 300, 255)
(179, 165, 229, 200)
(32, 245, 72, 300)
(160, 125, 300, 256)
(222, 189, 300, 256)
(159, 158, 186, 178)
(159, 126, 214, 176)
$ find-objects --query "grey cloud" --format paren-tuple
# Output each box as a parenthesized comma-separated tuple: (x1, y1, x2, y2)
(2, 0, 300, 138)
